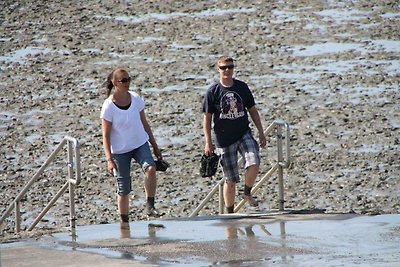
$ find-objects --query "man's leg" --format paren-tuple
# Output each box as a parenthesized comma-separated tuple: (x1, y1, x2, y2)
(224, 180, 236, 213)
(244, 164, 259, 187)
(243, 164, 259, 206)
(239, 132, 261, 207)
(224, 180, 236, 206)
(216, 142, 240, 213)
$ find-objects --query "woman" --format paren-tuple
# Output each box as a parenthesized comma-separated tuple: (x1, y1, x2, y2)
(100, 68, 162, 222)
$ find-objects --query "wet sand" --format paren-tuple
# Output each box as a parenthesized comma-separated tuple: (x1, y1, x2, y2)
(1, 1, 399, 238)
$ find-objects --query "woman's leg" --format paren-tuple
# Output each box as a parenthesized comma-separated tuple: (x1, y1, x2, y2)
(112, 152, 133, 221)
(118, 195, 130, 216)
(144, 165, 157, 199)
(132, 142, 157, 214)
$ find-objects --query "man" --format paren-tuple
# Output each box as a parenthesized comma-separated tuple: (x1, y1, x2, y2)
(203, 56, 266, 213)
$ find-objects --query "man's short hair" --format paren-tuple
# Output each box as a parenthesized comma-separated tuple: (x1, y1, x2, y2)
(217, 56, 234, 68)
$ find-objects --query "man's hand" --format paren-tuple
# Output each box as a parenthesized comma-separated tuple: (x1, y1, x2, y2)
(204, 142, 214, 156)
(259, 132, 266, 148)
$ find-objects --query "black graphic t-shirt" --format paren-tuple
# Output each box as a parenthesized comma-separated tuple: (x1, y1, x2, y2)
(203, 79, 256, 147)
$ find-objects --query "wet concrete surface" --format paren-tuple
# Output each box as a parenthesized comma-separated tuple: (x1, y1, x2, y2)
(1, 212, 400, 266)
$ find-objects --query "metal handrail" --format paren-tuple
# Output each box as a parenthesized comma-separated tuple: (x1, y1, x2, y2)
(0, 136, 81, 233)
(190, 120, 291, 217)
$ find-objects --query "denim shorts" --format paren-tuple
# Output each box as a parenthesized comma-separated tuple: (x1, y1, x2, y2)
(215, 131, 260, 183)
(111, 142, 155, 195)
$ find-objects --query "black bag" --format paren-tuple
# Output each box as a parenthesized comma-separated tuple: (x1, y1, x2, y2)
(200, 153, 220, 177)
(155, 159, 170, 172)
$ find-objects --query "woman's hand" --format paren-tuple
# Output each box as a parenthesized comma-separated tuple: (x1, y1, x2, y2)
(107, 160, 117, 176)
(153, 146, 162, 160)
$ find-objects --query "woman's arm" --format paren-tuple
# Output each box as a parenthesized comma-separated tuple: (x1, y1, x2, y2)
(102, 118, 117, 174)
(140, 110, 162, 160)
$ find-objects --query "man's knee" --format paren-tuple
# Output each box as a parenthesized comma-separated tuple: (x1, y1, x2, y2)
(225, 180, 236, 188)
(247, 164, 259, 172)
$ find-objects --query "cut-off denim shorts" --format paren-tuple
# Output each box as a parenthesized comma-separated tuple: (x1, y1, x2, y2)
(111, 142, 155, 196)
(215, 130, 260, 183)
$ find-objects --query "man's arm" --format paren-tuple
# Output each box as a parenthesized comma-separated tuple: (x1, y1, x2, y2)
(203, 113, 214, 155)
(248, 106, 266, 147)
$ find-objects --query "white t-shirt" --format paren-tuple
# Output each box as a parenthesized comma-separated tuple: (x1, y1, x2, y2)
(100, 91, 149, 154)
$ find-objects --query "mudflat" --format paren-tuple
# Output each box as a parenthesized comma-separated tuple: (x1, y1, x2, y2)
(0, 1, 399, 238)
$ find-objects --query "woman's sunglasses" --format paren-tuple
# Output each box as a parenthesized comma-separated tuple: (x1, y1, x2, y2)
(116, 77, 131, 83)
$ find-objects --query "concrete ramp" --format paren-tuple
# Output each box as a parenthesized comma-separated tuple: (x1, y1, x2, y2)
(2, 213, 399, 266)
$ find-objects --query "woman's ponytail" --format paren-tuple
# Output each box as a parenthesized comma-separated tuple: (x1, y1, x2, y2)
(104, 71, 114, 97)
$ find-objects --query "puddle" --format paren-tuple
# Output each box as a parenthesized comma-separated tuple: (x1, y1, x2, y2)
(315, 9, 371, 23)
(381, 12, 400, 18)
(290, 40, 400, 57)
(338, 85, 398, 105)
(97, 7, 256, 24)
(272, 10, 301, 24)
(369, 39, 400, 53)
(291, 42, 364, 57)
(0, 47, 52, 63)
(168, 41, 199, 51)
(349, 144, 385, 154)
(153, 125, 196, 147)
(0, 46, 71, 64)
(32, 214, 400, 266)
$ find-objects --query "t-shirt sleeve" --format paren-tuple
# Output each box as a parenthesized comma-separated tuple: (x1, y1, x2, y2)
(100, 99, 113, 122)
(202, 86, 216, 113)
(244, 83, 256, 108)
(132, 92, 145, 112)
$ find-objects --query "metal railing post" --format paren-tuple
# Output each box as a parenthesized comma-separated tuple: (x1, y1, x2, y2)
(67, 140, 77, 233)
(15, 201, 21, 233)
(277, 124, 285, 211)
(219, 182, 224, 214)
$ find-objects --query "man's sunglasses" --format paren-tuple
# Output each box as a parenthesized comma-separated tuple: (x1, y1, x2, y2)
(116, 77, 131, 83)
(218, 65, 234, 70)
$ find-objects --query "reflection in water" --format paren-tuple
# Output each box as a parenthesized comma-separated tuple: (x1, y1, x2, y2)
(119, 222, 135, 259)
(220, 222, 293, 266)
(118, 222, 166, 239)
(225, 223, 276, 239)
(148, 223, 166, 239)
(120, 222, 131, 239)
(70, 227, 77, 243)
(118, 222, 165, 261)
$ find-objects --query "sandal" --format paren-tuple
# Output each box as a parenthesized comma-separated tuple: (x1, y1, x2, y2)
(243, 194, 258, 207)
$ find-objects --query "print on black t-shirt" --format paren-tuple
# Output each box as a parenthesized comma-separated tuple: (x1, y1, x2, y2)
(220, 92, 245, 120)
